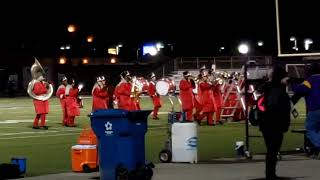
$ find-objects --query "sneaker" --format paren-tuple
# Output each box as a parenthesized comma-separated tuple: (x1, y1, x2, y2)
(32, 126, 40, 129)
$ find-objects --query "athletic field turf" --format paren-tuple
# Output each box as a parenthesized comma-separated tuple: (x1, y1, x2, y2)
(0, 96, 306, 177)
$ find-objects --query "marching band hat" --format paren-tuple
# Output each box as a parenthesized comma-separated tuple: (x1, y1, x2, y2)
(61, 76, 67, 82)
(120, 70, 130, 79)
(183, 71, 192, 77)
(149, 72, 156, 78)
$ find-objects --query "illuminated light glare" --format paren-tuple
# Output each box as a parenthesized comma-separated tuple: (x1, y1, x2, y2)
(59, 58, 66, 64)
(220, 47, 225, 50)
(156, 43, 164, 50)
(257, 41, 264, 46)
(87, 36, 94, 43)
(82, 58, 88, 64)
(110, 58, 116, 64)
(238, 44, 249, 54)
(60, 46, 65, 50)
(149, 47, 158, 56)
(67, 24, 76, 33)
(290, 37, 296, 41)
(108, 48, 117, 55)
(65, 45, 71, 50)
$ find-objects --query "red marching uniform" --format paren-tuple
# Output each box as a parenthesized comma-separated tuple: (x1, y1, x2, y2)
(116, 81, 136, 111)
(148, 81, 162, 119)
(92, 83, 109, 111)
(32, 82, 49, 128)
(179, 79, 194, 121)
(65, 85, 80, 126)
(212, 83, 223, 123)
(197, 81, 215, 125)
(193, 79, 203, 121)
(56, 84, 67, 125)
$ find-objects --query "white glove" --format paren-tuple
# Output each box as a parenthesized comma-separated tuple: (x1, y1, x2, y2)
(60, 94, 64, 99)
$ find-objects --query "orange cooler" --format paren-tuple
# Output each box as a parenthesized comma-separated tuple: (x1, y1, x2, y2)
(78, 128, 97, 145)
(71, 144, 98, 172)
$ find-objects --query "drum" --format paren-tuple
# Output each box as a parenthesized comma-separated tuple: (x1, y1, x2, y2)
(135, 77, 149, 93)
(156, 78, 176, 95)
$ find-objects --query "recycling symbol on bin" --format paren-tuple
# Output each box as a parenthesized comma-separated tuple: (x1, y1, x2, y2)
(105, 122, 112, 131)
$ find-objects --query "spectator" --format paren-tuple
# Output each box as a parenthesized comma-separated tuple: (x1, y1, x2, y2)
(293, 63, 320, 157)
(259, 65, 291, 180)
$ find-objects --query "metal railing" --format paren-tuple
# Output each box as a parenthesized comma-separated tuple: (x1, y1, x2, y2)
(173, 56, 272, 70)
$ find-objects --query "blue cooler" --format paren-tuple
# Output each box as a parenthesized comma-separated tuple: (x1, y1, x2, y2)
(11, 157, 26, 174)
(90, 109, 153, 180)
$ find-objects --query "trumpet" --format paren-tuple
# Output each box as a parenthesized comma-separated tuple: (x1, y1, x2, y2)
(130, 76, 142, 102)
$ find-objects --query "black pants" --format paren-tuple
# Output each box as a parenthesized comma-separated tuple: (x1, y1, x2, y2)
(262, 130, 284, 179)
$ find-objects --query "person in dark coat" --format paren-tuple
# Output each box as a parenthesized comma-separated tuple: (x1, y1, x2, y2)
(259, 65, 291, 180)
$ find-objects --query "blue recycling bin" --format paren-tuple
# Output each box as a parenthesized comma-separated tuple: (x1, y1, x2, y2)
(90, 109, 152, 180)
(11, 157, 26, 175)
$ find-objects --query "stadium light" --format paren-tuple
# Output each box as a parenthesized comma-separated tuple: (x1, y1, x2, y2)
(60, 46, 65, 50)
(65, 45, 71, 50)
(238, 43, 249, 55)
(257, 41, 264, 46)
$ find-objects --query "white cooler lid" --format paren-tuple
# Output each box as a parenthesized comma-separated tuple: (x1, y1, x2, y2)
(72, 144, 97, 150)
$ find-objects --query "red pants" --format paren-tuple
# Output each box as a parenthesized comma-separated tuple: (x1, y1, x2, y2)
(215, 106, 221, 123)
(33, 114, 46, 127)
(67, 116, 75, 126)
(184, 109, 193, 121)
(153, 106, 160, 119)
(198, 112, 213, 125)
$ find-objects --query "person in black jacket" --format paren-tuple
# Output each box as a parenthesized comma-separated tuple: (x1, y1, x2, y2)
(259, 65, 291, 180)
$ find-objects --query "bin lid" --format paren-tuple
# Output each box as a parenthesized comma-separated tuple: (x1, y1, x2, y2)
(90, 109, 152, 120)
(72, 145, 97, 149)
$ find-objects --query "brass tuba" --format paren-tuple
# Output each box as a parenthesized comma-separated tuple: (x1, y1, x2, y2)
(27, 58, 53, 101)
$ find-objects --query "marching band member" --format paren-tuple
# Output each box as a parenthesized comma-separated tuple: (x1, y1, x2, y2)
(131, 76, 142, 110)
(179, 71, 194, 121)
(193, 66, 206, 122)
(65, 79, 82, 127)
(196, 73, 215, 126)
(56, 76, 68, 126)
(211, 71, 223, 125)
(32, 76, 50, 129)
(148, 72, 162, 120)
(92, 76, 109, 111)
(116, 71, 136, 110)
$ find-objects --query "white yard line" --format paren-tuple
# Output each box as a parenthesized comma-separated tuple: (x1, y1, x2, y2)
(0, 119, 50, 124)
(0, 128, 82, 136)
(0, 133, 81, 140)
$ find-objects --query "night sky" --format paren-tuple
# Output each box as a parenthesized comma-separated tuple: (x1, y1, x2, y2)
(1, 0, 319, 59)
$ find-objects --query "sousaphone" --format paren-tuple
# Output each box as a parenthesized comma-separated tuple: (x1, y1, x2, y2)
(27, 58, 53, 101)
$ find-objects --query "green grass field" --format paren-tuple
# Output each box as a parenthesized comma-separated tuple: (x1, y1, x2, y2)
(0, 96, 306, 177)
